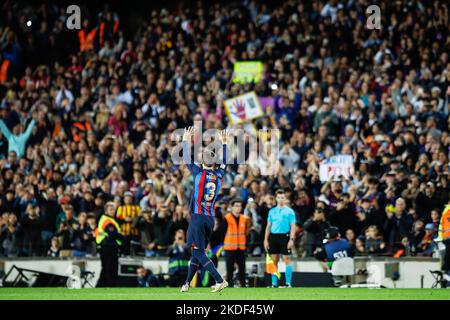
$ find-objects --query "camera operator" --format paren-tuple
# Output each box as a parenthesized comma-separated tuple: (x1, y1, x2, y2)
(314, 227, 352, 272)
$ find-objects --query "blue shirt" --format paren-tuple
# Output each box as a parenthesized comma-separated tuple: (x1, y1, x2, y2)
(268, 206, 296, 234)
(183, 141, 227, 217)
(0, 119, 35, 158)
(137, 273, 157, 287)
(324, 239, 352, 261)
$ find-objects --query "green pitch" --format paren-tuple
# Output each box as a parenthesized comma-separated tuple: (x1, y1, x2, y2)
(0, 287, 448, 300)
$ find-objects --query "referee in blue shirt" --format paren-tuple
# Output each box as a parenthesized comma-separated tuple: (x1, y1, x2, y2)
(264, 189, 296, 287)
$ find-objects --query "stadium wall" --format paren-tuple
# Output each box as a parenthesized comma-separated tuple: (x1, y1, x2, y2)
(0, 257, 441, 289)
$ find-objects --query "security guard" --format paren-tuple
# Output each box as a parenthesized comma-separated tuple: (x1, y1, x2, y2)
(222, 198, 252, 287)
(439, 203, 450, 280)
(96, 202, 123, 287)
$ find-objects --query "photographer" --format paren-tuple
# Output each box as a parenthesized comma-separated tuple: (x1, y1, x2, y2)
(364, 225, 386, 256)
(314, 227, 352, 272)
(166, 229, 190, 287)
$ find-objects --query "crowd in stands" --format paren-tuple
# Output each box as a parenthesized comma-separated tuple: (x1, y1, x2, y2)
(0, 0, 448, 259)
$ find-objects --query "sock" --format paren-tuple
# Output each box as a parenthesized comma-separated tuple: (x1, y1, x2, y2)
(204, 260, 224, 284)
(285, 264, 293, 286)
(271, 274, 278, 287)
(194, 249, 224, 283)
(185, 257, 200, 285)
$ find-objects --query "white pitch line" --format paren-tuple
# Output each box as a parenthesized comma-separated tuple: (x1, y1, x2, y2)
(0, 292, 210, 296)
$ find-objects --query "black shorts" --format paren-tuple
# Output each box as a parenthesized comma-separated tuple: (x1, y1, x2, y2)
(186, 214, 215, 250)
(268, 233, 291, 255)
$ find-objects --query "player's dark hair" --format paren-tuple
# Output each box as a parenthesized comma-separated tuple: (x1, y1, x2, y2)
(275, 189, 285, 195)
(326, 226, 340, 240)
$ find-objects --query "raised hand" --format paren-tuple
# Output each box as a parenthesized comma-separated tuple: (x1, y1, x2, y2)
(218, 129, 231, 144)
(183, 126, 196, 142)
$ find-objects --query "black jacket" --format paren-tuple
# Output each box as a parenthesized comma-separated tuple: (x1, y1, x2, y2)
(132, 216, 156, 248)
(35, 188, 60, 233)
(329, 204, 357, 234)
(383, 211, 413, 251)
(303, 218, 330, 256)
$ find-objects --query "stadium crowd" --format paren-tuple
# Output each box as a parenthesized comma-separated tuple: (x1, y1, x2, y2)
(0, 0, 448, 259)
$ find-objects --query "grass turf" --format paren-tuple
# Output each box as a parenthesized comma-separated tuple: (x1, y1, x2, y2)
(0, 287, 448, 300)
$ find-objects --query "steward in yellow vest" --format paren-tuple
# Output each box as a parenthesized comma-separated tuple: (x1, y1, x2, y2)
(96, 210, 122, 246)
(222, 199, 252, 287)
(439, 204, 450, 241)
(96, 202, 123, 287)
(439, 204, 450, 275)
(223, 212, 251, 251)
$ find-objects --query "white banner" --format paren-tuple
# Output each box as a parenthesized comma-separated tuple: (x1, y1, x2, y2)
(224, 91, 264, 124)
(319, 155, 354, 182)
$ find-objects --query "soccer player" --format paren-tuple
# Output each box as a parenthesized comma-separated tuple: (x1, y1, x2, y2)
(264, 189, 296, 288)
(180, 126, 230, 293)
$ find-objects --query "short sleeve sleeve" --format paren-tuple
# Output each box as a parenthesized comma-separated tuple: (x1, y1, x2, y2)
(268, 208, 273, 223)
(289, 209, 296, 224)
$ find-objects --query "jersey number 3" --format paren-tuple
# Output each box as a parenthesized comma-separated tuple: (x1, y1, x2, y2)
(204, 182, 216, 201)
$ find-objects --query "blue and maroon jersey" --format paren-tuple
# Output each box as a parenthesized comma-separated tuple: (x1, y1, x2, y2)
(182, 141, 227, 217)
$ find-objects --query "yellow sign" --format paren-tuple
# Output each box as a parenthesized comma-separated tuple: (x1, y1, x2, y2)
(233, 61, 263, 84)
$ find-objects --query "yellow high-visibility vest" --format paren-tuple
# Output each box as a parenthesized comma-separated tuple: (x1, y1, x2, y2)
(439, 204, 450, 240)
(95, 214, 122, 245)
(223, 213, 250, 251)
(78, 28, 97, 51)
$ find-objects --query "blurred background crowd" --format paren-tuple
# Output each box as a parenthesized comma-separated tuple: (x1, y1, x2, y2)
(0, 0, 448, 259)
